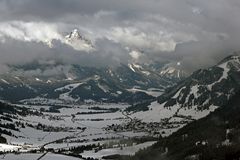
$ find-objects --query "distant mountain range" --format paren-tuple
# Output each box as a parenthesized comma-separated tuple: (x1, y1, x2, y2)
(0, 58, 186, 105)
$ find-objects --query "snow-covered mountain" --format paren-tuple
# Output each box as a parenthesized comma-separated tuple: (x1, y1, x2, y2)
(159, 63, 187, 79)
(0, 61, 184, 104)
(64, 29, 94, 52)
(0, 29, 188, 104)
(121, 54, 240, 136)
(158, 54, 240, 109)
(43, 29, 95, 51)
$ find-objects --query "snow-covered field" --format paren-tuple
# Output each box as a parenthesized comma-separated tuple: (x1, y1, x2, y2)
(5, 104, 133, 146)
(1, 153, 82, 160)
(81, 141, 157, 159)
(0, 144, 21, 152)
(0, 99, 219, 159)
(0, 103, 155, 159)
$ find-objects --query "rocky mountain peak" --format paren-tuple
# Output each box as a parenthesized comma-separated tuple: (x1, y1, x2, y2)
(65, 29, 94, 51)
(65, 29, 81, 40)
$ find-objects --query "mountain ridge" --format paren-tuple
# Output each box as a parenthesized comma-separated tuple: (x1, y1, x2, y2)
(0, 60, 184, 104)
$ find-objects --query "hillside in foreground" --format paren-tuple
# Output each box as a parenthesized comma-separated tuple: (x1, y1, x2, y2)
(119, 90, 240, 160)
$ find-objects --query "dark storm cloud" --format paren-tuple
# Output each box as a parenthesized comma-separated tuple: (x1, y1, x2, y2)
(0, 0, 239, 74)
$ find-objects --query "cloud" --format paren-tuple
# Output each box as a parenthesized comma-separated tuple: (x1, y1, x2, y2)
(0, 0, 239, 74)
(0, 21, 61, 44)
(0, 21, 95, 52)
(107, 27, 179, 52)
(129, 50, 142, 60)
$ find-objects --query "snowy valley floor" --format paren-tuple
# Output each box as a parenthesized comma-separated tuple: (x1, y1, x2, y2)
(0, 100, 218, 159)
(0, 103, 158, 159)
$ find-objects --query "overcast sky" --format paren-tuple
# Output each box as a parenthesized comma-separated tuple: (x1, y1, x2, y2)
(0, 0, 239, 73)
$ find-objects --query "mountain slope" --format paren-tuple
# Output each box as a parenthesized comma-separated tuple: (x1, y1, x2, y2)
(158, 55, 240, 109)
(115, 54, 240, 138)
(122, 90, 240, 160)
(0, 61, 183, 104)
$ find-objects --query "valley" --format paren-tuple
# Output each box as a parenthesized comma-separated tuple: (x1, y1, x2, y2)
(0, 1, 240, 159)
(0, 102, 159, 159)
(0, 54, 240, 159)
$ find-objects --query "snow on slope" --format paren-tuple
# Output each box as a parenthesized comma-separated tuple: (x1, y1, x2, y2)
(55, 82, 83, 101)
(1, 79, 10, 85)
(218, 62, 230, 81)
(127, 88, 163, 97)
(55, 83, 83, 92)
(98, 83, 110, 93)
(207, 55, 240, 92)
(128, 64, 136, 72)
(129, 100, 216, 123)
(208, 61, 230, 90)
